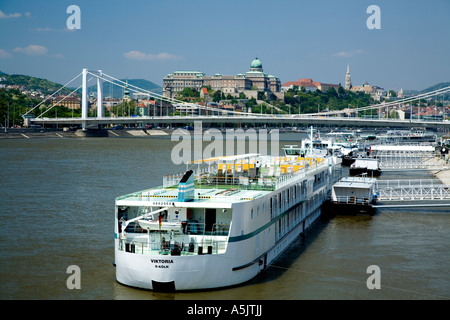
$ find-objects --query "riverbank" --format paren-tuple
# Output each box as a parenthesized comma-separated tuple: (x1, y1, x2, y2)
(0, 128, 170, 139)
(428, 156, 450, 185)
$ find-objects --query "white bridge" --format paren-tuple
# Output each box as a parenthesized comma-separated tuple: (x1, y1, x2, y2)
(22, 68, 450, 130)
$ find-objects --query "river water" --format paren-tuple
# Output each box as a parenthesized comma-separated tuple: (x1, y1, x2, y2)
(0, 135, 449, 300)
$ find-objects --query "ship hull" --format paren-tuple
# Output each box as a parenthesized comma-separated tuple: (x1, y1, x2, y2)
(349, 167, 381, 177)
(115, 206, 322, 291)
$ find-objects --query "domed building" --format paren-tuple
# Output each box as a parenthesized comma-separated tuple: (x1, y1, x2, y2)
(250, 57, 263, 72)
(163, 57, 282, 99)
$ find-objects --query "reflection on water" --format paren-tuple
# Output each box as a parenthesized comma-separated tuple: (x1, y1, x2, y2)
(0, 137, 449, 300)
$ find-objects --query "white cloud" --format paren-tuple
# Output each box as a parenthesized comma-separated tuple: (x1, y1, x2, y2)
(13, 44, 49, 55)
(332, 49, 367, 58)
(0, 10, 22, 19)
(124, 51, 183, 61)
(36, 27, 75, 32)
(36, 27, 55, 32)
(51, 53, 64, 59)
(0, 49, 12, 59)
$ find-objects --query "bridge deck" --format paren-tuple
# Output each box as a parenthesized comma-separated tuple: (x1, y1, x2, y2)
(30, 115, 450, 129)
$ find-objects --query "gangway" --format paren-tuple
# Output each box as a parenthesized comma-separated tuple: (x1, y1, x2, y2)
(372, 145, 438, 170)
(375, 179, 450, 201)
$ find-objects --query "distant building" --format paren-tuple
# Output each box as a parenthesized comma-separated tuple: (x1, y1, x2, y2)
(123, 80, 131, 101)
(137, 102, 149, 116)
(53, 95, 81, 109)
(350, 82, 386, 101)
(163, 57, 282, 99)
(103, 98, 121, 110)
(200, 87, 208, 98)
(281, 78, 340, 92)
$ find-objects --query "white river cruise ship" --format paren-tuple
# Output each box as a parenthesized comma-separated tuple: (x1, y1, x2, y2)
(114, 152, 342, 291)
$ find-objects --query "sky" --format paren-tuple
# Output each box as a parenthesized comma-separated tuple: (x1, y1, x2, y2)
(0, 0, 449, 91)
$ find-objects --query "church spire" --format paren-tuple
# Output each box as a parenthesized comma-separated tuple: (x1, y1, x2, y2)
(123, 79, 130, 100)
(345, 64, 352, 90)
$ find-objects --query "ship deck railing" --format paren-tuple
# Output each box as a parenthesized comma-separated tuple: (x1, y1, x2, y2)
(162, 157, 328, 191)
(116, 157, 331, 203)
(119, 222, 230, 256)
(332, 196, 372, 205)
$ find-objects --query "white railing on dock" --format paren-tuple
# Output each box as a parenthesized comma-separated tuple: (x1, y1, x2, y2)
(376, 179, 445, 188)
(376, 179, 450, 201)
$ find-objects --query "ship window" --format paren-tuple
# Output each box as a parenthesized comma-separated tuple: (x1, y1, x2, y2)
(257, 206, 259, 216)
(251, 208, 253, 219)
(279, 194, 281, 209)
(270, 198, 273, 218)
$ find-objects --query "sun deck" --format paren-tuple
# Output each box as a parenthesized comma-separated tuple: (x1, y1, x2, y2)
(117, 154, 329, 205)
(117, 186, 271, 204)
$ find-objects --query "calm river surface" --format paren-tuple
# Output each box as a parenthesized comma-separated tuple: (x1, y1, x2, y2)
(0, 136, 449, 300)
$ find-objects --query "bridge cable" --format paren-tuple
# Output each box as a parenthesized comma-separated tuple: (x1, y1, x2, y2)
(23, 72, 83, 117)
(36, 76, 95, 119)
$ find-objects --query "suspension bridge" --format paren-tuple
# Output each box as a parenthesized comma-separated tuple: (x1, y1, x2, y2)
(24, 68, 450, 130)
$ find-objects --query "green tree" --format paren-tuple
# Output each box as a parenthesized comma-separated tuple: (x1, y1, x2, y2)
(389, 110, 399, 119)
(212, 90, 222, 103)
(180, 87, 199, 98)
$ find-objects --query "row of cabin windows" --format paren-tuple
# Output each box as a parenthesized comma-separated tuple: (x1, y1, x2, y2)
(274, 189, 327, 240)
(249, 170, 328, 221)
(249, 181, 310, 220)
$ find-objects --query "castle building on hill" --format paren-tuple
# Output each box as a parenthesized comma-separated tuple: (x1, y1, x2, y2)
(163, 57, 283, 100)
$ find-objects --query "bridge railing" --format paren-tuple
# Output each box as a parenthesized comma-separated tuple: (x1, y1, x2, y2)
(375, 179, 445, 189)
(376, 179, 450, 201)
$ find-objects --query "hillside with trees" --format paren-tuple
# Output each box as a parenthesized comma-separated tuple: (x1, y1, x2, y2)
(281, 86, 377, 115)
(174, 85, 379, 116)
(0, 71, 73, 96)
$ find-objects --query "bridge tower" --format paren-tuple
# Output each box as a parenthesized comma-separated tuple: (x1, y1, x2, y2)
(81, 68, 104, 129)
(81, 68, 88, 129)
(97, 70, 103, 118)
(77, 68, 107, 136)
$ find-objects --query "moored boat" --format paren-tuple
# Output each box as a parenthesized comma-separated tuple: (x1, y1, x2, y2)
(114, 152, 342, 291)
(349, 158, 381, 177)
(325, 176, 378, 215)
